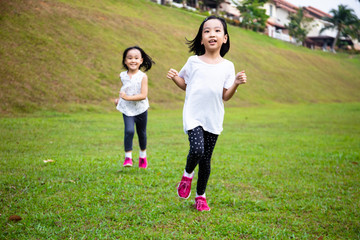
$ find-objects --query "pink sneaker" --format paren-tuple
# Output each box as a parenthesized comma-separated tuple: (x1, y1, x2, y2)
(195, 196, 210, 212)
(123, 157, 133, 167)
(177, 175, 193, 199)
(139, 157, 148, 169)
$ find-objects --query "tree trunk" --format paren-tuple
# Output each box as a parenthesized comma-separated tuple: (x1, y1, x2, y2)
(195, 0, 199, 8)
(332, 29, 341, 53)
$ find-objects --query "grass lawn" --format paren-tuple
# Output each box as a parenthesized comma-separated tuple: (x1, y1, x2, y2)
(1, 103, 359, 239)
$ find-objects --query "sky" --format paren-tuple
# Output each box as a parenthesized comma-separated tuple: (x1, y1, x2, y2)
(286, 0, 360, 18)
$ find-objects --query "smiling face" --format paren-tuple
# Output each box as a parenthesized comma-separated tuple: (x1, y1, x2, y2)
(124, 48, 143, 72)
(201, 19, 228, 53)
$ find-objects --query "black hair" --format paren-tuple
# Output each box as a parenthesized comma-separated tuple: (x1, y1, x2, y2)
(122, 46, 155, 72)
(186, 15, 230, 57)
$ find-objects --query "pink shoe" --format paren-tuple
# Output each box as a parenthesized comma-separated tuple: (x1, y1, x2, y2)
(139, 157, 148, 169)
(123, 157, 133, 167)
(177, 175, 193, 199)
(195, 196, 210, 212)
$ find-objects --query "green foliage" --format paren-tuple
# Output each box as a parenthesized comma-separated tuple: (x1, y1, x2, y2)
(321, 4, 359, 50)
(236, 0, 268, 32)
(344, 18, 360, 42)
(1, 103, 360, 238)
(286, 8, 313, 45)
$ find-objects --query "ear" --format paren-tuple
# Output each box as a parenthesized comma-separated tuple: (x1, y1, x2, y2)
(223, 34, 228, 44)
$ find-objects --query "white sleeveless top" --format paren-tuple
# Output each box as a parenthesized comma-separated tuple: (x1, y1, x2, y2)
(116, 70, 149, 116)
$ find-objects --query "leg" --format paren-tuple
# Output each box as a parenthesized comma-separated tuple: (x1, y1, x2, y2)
(177, 126, 204, 199)
(123, 114, 135, 152)
(185, 126, 205, 174)
(134, 110, 148, 151)
(196, 130, 218, 196)
(135, 110, 148, 168)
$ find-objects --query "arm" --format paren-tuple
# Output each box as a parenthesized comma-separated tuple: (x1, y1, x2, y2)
(167, 68, 186, 91)
(114, 80, 123, 106)
(223, 71, 247, 101)
(120, 74, 148, 101)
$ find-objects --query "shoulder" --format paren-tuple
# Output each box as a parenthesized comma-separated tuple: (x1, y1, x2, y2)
(188, 55, 197, 61)
(186, 55, 198, 64)
(120, 71, 127, 78)
(138, 70, 146, 78)
(222, 58, 234, 67)
(220, 59, 235, 72)
(138, 71, 148, 81)
(185, 55, 198, 64)
(183, 56, 199, 68)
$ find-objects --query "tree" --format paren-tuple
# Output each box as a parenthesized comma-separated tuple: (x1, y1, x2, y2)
(202, 0, 226, 15)
(286, 8, 313, 45)
(343, 17, 360, 50)
(236, 0, 268, 32)
(215, 0, 226, 15)
(321, 4, 358, 52)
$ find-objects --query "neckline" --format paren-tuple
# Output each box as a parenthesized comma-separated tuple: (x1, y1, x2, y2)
(196, 55, 225, 65)
(126, 70, 141, 79)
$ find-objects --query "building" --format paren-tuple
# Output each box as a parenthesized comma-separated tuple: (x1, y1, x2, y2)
(218, 0, 240, 20)
(263, 0, 298, 43)
(302, 6, 337, 51)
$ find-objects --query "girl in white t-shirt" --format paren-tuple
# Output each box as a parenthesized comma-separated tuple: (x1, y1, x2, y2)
(115, 46, 154, 169)
(167, 16, 247, 211)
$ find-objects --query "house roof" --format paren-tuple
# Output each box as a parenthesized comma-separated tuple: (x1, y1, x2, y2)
(303, 6, 332, 19)
(220, 1, 240, 17)
(273, 0, 298, 13)
(266, 19, 286, 29)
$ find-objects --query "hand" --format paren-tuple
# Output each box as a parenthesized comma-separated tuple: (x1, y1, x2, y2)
(235, 71, 247, 85)
(114, 98, 119, 106)
(167, 68, 179, 80)
(119, 92, 127, 100)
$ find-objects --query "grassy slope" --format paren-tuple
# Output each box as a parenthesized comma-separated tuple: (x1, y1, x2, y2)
(0, 0, 360, 114)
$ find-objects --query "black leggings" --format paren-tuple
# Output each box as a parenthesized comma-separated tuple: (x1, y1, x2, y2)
(123, 110, 147, 152)
(185, 126, 218, 196)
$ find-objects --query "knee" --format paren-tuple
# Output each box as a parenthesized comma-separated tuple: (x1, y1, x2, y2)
(190, 147, 204, 159)
(124, 128, 135, 137)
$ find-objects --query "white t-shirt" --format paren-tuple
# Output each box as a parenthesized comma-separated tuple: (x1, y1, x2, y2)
(179, 55, 235, 135)
(116, 70, 149, 116)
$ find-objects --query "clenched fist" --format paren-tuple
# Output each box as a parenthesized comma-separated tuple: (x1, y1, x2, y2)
(235, 71, 247, 85)
(167, 68, 179, 80)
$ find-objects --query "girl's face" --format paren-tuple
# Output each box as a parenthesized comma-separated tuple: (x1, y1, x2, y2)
(124, 49, 143, 72)
(201, 19, 228, 53)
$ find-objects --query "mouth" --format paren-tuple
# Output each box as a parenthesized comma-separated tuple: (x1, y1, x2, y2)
(209, 39, 217, 44)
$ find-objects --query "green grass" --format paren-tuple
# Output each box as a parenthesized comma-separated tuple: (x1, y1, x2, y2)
(1, 103, 359, 239)
(1, 0, 360, 114)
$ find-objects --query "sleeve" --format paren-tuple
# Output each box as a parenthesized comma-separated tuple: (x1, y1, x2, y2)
(178, 57, 191, 84)
(224, 61, 235, 89)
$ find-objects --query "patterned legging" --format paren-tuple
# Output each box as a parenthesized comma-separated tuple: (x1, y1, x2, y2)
(185, 126, 218, 196)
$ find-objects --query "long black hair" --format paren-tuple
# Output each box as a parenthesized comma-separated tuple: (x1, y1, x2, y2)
(122, 46, 155, 72)
(186, 15, 230, 57)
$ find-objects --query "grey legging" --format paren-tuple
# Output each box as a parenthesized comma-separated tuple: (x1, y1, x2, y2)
(123, 110, 147, 152)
